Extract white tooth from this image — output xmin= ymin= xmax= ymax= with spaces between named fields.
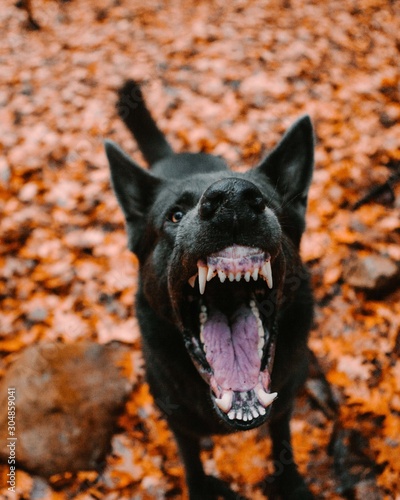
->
xmin=207 ymin=266 xmax=215 ymax=281
xmin=252 ymin=268 xmax=259 ymax=281
xmin=201 ymin=305 xmax=207 ymax=313
xmin=249 ymin=300 xmax=256 ymax=308
xmin=199 ymin=312 xmax=207 ymax=325
xmin=200 ymin=326 xmax=205 ymax=344
xmin=228 ymin=272 xmax=235 ymax=282
xmin=259 ymin=406 xmax=266 ymax=416
xmin=258 ymin=337 xmax=264 ymax=350
xmin=252 ymin=407 xmax=259 ymax=418
xmin=215 ymin=390 xmax=233 ymax=413
xmin=247 ymin=412 xmax=253 ymax=421
xmin=198 ymin=265 xmax=207 ymax=295
xmin=218 ymin=270 xmax=226 ymax=283
xmin=257 ymin=389 xmax=278 ymax=408
xmin=245 ymin=271 xmax=251 ymax=282
xmin=243 ymin=413 xmax=248 ymax=421
xmin=236 ymin=408 xmax=243 ymax=420
xmin=235 ymin=272 xmax=241 ymax=281
xmin=228 ymin=410 xmax=235 ymax=420
xmin=262 ymin=260 xmax=273 ymax=289
xmin=188 ymin=274 xmax=197 ymax=288
xmin=258 ymin=348 xmax=263 ymax=359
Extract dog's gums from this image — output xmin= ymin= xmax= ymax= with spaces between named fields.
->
xmin=188 ymin=245 xmax=273 ymax=293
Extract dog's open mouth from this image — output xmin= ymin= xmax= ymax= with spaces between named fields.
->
xmin=180 ymin=245 xmax=278 ymax=429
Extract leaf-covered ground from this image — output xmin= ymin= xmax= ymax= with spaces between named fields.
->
xmin=1 ymin=0 xmax=400 ymax=498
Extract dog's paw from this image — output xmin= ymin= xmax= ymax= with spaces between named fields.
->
xmin=261 ymin=473 xmax=314 ymax=500
xmin=188 ymin=474 xmax=247 ymax=500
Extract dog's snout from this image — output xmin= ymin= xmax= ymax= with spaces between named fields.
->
xmin=199 ymin=178 xmax=265 ymax=221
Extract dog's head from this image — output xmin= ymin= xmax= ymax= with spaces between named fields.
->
xmin=106 ymin=98 xmax=314 ymax=430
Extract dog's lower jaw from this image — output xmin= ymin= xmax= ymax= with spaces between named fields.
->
xmin=183 ymin=318 xmax=278 ymax=431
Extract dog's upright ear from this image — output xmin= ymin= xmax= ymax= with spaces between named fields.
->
xmin=258 ymin=115 xmax=314 ymax=216
xmin=258 ymin=115 xmax=314 ymax=220
xmin=105 ymin=140 xmax=161 ymax=254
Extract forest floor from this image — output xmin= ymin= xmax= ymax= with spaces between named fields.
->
xmin=1 ymin=0 xmax=400 ymax=498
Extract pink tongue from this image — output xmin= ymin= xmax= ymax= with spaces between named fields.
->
xmin=202 ymin=306 xmax=261 ymax=391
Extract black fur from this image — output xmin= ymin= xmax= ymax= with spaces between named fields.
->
xmin=105 ymin=80 xmax=315 ymax=499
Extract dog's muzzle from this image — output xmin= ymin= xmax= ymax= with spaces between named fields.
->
xmin=169 ymin=177 xmax=284 ymax=429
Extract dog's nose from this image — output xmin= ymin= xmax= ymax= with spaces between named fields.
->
xmin=199 ymin=178 xmax=265 ymax=222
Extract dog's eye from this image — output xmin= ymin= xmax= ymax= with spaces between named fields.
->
xmin=170 ymin=210 xmax=184 ymax=223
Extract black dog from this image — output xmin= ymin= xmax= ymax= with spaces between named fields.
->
xmin=105 ymin=80 xmax=315 ymax=499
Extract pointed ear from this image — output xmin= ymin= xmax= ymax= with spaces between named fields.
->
xmin=257 ymin=115 xmax=314 ymax=219
xmin=105 ymin=140 xmax=161 ymax=254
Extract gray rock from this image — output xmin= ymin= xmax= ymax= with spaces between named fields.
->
xmin=343 ymin=254 xmax=400 ymax=293
xmin=0 ymin=341 xmax=135 ymax=477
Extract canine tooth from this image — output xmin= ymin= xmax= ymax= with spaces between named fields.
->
xmin=218 ymin=270 xmax=226 ymax=283
xmin=228 ymin=272 xmax=235 ymax=282
xmin=188 ymin=274 xmax=197 ymax=288
xmin=256 ymin=389 xmax=278 ymax=408
xmin=262 ymin=260 xmax=273 ymax=289
xmin=207 ymin=266 xmax=215 ymax=281
xmin=252 ymin=268 xmax=259 ymax=281
xmin=245 ymin=271 xmax=251 ymax=282
xmin=215 ymin=390 xmax=233 ymax=413
xmin=198 ymin=265 xmax=207 ymax=295
xmin=228 ymin=410 xmax=235 ymax=420
xmin=235 ymin=272 xmax=241 ymax=282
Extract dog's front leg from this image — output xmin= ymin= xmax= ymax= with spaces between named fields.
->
xmin=172 ymin=428 xmax=246 ymax=500
xmin=267 ymin=412 xmax=314 ymax=500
